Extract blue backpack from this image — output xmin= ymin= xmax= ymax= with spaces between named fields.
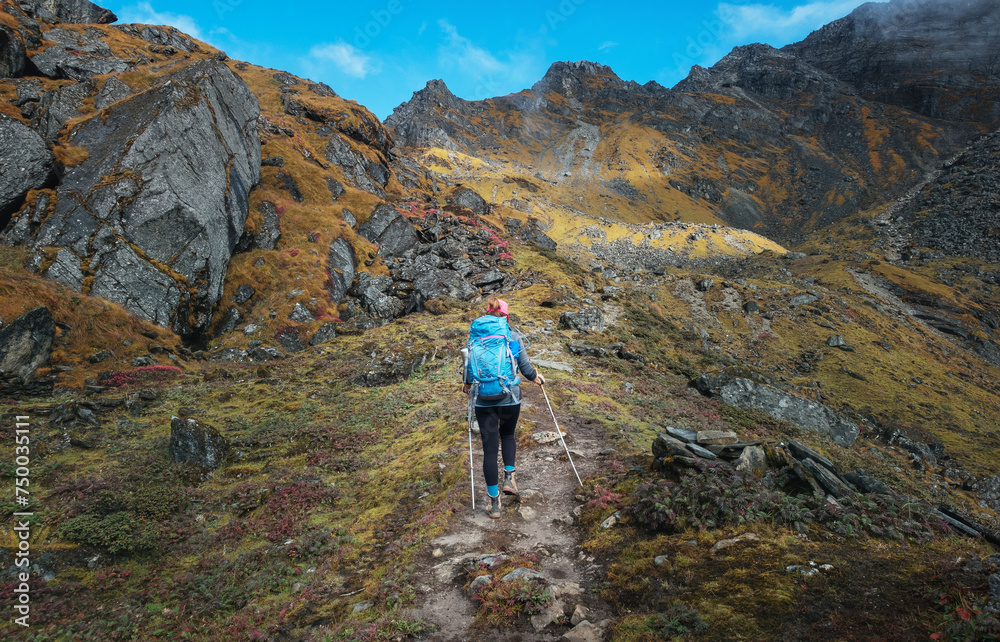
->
xmin=466 ymin=316 xmax=520 ymax=402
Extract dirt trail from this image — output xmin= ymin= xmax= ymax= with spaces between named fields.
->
xmin=405 ymin=392 xmax=615 ymax=641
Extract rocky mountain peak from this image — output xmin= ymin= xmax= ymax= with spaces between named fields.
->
xmin=531 ymin=59 xmax=625 ymax=98
xmin=674 ymin=42 xmax=841 ymax=100
xmin=384 ymin=78 xmax=473 ymax=149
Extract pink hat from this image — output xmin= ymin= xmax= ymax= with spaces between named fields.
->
xmin=488 ymin=299 xmax=509 ymax=317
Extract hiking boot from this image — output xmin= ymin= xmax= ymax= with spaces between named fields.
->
xmin=502 ymin=471 xmax=518 ymax=496
xmin=487 ymin=494 xmax=501 ymax=519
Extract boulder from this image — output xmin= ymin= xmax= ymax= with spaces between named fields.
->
xmin=653 ymin=433 xmax=692 ymax=459
xmin=413 ymin=268 xmax=478 ymax=301
xmin=974 ymin=475 xmax=1000 ymax=513
xmin=355 ymin=344 xmax=435 ymax=387
xmin=843 ymin=470 xmax=891 ymax=495
xmin=664 ymin=426 xmax=698 ymax=443
xmin=326 ymin=177 xmax=345 ymax=201
xmin=247 ymin=345 xmax=284 ymax=362
xmin=288 ymin=303 xmax=314 ymax=323
xmin=562 ymin=619 xmax=611 ymax=642
xmin=447 ymin=186 xmax=489 ymax=215
xmin=354 ymin=272 xmax=406 ymax=319
xmin=0 ymin=307 xmax=55 ymax=380
xmin=327 ymin=237 xmax=356 ymax=303
xmin=0 ymin=114 xmax=54 ymax=220
xmin=309 ymin=322 xmax=337 ymax=346
xmin=169 ymin=416 xmax=229 ymax=474
xmin=791 ymin=293 xmax=820 ymax=307
xmin=799 ymin=458 xmax=855 ymax=498
xmin=357 ymin=203 xmax=418 ymax=257
xmin=560 ymin=307 xmax=605 ymax=333
xmin=522 ymin=223 xmax=557 ymax=250
xmin=276 ymin=327 xmax=306 ymax=353
xmin=736 ymin=445 xmax=768 ymax=475
xmin=697 ymin=430 xmax=739 ymax=446
xmin=6 ymin=60 xmax=261 ymax=337
xmin=233 ymin=284 xmax=255 ymax=305
xmin=215 ymin=307 xmax=242 ymax=336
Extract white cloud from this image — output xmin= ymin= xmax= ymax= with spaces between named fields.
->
xmin=309 ymin=42 xmax=381 ymax=79
xmin=717 ymin=0 xmax=870 ymax=44
xmin=435 ymin=20 xmax=544 ymax=99
xmin=437 ymin=19 xmax=507 ymax=76
xmin=116 ymin=2 xmax=207 ymax=43
xmin=598 ymin=41 xmax=618 ymax=52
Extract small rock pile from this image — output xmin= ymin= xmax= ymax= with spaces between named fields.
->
xmin=652 ymin=426 xmax=888 ymax=502
xmin=651 ymin=426 xmax=1000 ymax=543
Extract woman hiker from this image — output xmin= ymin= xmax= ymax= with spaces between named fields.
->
xmin=462 ymin=297 xmax=545 ymax=518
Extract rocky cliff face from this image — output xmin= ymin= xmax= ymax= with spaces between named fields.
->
xmin=784 ymin=0 xmax=1000 ymax=124
xmin=0 ymin=1 xmax=261 ymax=337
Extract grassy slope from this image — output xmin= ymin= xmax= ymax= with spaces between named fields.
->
xmin=3 ymin=238 xmax=1000 ymax=639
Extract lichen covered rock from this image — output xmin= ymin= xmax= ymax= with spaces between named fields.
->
xmin=5 ymin=59 xmax=261 ymax=336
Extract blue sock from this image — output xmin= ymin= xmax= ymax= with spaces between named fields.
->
xmin=504 ymin=466 xmax=515 ymax=472
xmin=487 ymin=485 xmax=499 ymax=497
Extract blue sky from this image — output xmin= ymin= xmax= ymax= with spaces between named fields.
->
xmin=100 ymin=0 xmax=873 ymax=120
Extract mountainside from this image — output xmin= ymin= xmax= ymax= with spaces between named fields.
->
xmin=1 ymin=0 xmax=1000 ymax=640
xmin=784 ymin=0 xmax=1000 ymax=123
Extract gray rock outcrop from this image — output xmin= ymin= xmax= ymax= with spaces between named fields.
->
xmin=447 ymin=186 xmax=489 ymax=215
xmin=0 ymin=115 xmax=55 ymax=219
xmin=0 ymin=25 xmax=27 ymax=78
xmin=560 ymin=307 xmax=605 ymax=333
xmin=30 ymin=27 xmax=130 ymax=81
xmin=693 ymin=371 xmax=859 ymax=446
xmin=0 ymin=306 xmax=56 ymax=380
xmin=974 ymin=475 xmax=1000 ymax=513
xmin=324 ymin=134 xmax=388 ymax=199
xmin=22 ymin=0 xmax=118 ymax=24
xmin=169 ymin=416 xmax=229 ymax=473
xmin=357 ymin=203 xmax=418 ymax=257
xmin=327 ymin=237 xmax=356 ymax=303
xmin=4 ymin=60 xmax=261 ymax=336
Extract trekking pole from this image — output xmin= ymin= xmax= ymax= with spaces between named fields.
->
xmin=467 ymin=383 xmax=477 ymax=510
xmin=540 ymin=385 xmax=583 ymax=487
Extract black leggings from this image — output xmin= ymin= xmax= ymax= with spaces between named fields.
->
xmin=475 ymin=404 xmax=520 ymax=487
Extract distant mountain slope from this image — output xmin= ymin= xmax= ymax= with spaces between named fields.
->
xmin=385 ymin=0 xmax=1000 ymax=246
xmin=897 ymin=130 xmax=1000 ymax=262
xmin=784 ymin=0 xmax=1000 ymax=124
xmin=387 ymin=58 xmax=973 ymax=244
